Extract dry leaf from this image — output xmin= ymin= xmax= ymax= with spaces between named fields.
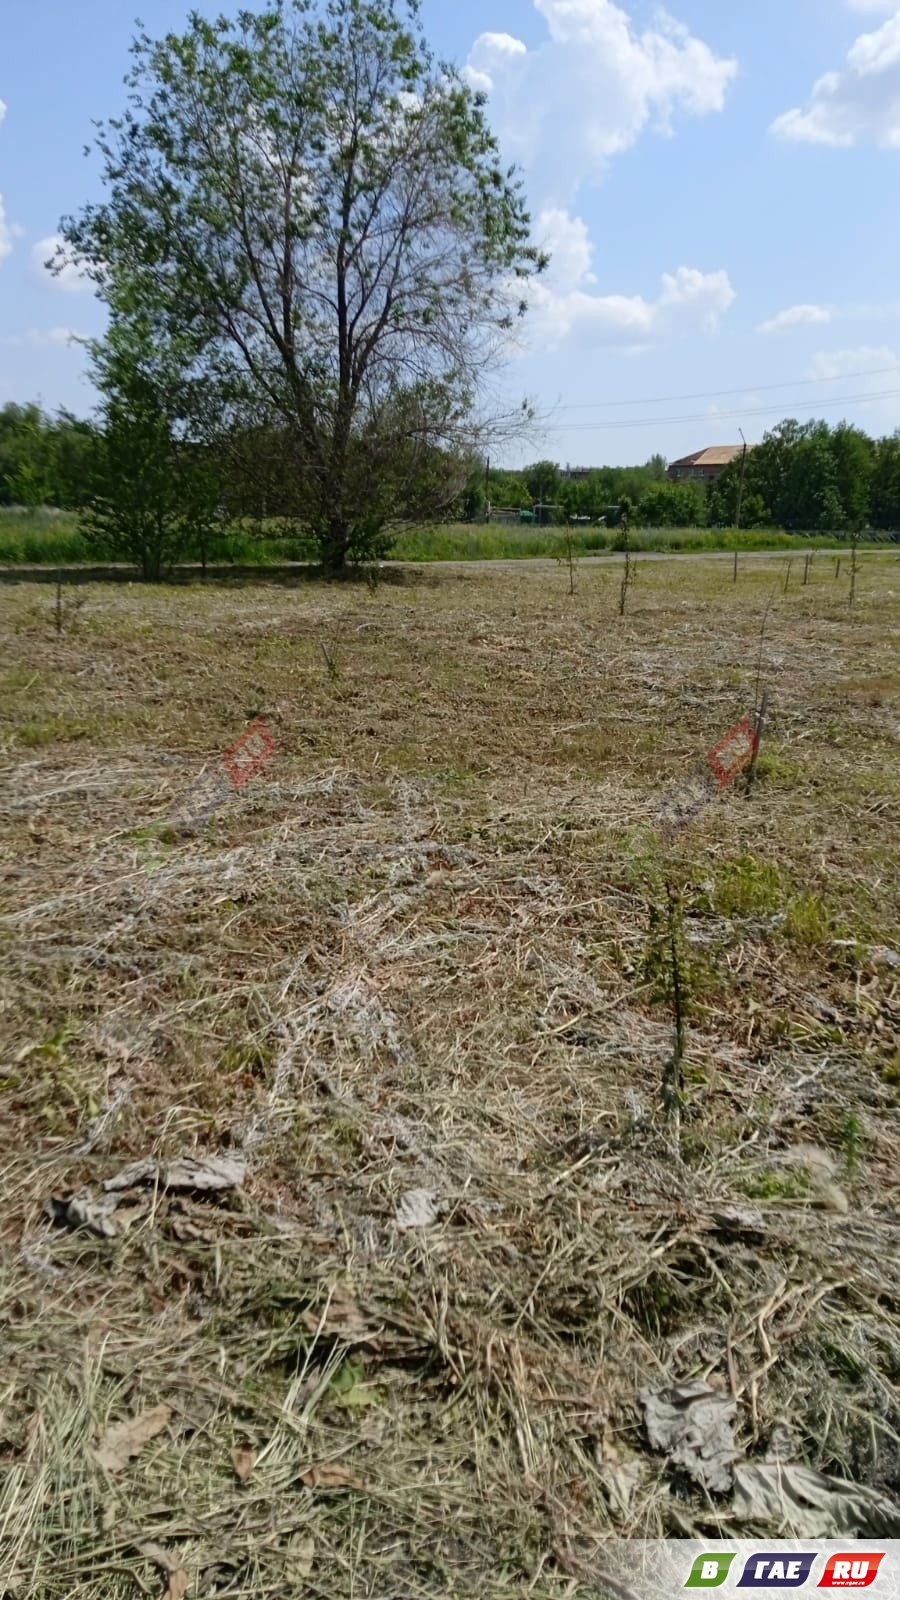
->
xmin=596 ymin=1460 xmax=642 ymax=1519
xmin=395 ymin=1187 xmax=440 ymax=1230
xmin=170 ymin=1215 xmax=222 ymax=1242
xmin=46 ymin=1192 xmax=120 ymax=1238
xmin=231 ymin=1444 xmax=256 ymax=1481
xmin=300 ymin=1287 xmax=374 ymax=1343
xmin=104 ymin=1160 xmax=158 ymax=1193
xmin=285 ymin=1534 xmax=315 ymax=1581
xmin=732 ymin=1461 xmax=900 ymax=1537
xmin=297 ymin=1461 xmax=364 ymax=1491
xmin=641 ymin=1381 xmax=737 ymax=1494
xmin=134 ymin=1541 xmax=182 ymax=1575
xmin=134 ymin=1541 xmax=190 ymax=1598
xmin=104 ymin=1154 xmax=245 ymax=1195
xmin=162 ymin=1154 xmax=246 ymax=1192
xmin=95 ymin=1403 xmax=173 ymax=1472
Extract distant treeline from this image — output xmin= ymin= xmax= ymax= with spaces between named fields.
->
xmin=0 ymin=404 xmax=96 ymax=511
xmin=3 ymin=404 xmax=900 ymax=535
xmin=486 ymin=422 xmax=900 ymax=531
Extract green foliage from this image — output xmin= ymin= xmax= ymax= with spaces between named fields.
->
xmin=714 ymin=855 xmax=782 ymax=918
xmin=636 ymin=480 xmax=706 ymax=528
xmin=830 ymin=423 xmax=875 ymax=530
xmin=707 ymin=461 xmax=769 ymax=528
xmin=0 ymin=403 xmax=98 ymax=510
xmin=6 ymin=461 xmax=50 ymax=509
xmin=837 ymin=1111 xmax=865 ymax=1177
xmin=329 ymin=1359 xmax=382 ymax=1410
xmin=62 ymin=0 xmax=543 ymax=569
xmin=737 ymin=1167 xmax=812 ymax=1202
xmin=523 ymin=459 xmax=562 ymax=504
xmin=81 ymin=316 xmax=223 ymax=580
xmin=0 ymin=508 xmax=877 ymax=568
xmin=708 ymin=417 xmax=894 ymax=532
xmin=870 ymin=431 xmax=900 ymax=530
xmin=486 ymin=468 xmax=531 ymax=511
xmin=784 ymin=892 xmax=833 ymax=948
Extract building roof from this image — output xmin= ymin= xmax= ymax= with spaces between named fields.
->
xmin=669 ymin=446 xmax=744 ymax=469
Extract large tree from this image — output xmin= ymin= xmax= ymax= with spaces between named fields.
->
xmin=60 ymin=0 xmax=542 ymax=569
xmin=870 ymin=431 xmax=900 ymax=531
xmin=741 ymin=419 xmax=844 ymax=532
xmin=830 ymin=422 xmax=875 ymax=530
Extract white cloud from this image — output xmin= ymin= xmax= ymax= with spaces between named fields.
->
xmin=464 ymin=31 xmax=528 ymax=93
xmin=6 ymin=327 xmax=87 ymax=349
xmin=845 ymin=0 xmax=897 ymax=12
xmin=759 ymin=296 xmax=900 ymax=333
xmin=466 ymin=0 xmax=737 ymax=197
xmin=773 ymin=11 xmax=900 ymax=147
xmin=535 ymin=207 xmax=597 ymax=290
xmin=758 ymin=304 xmax=834 ymax=335
xmin=464 ymin=8 xmax=737 ymax=362
xmin=809 ymin=343 xmax=900 ymax=381
xmin=524 ymin=208 xmax=735 ymax=349
xmin=31 ymin=232 xmax=92 ymax=292
xmin=808 ymin=344 xmax=900 ymax=429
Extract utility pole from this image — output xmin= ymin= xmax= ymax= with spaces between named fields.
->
xmin=735 ymin=427 xmax=748 ymax=534
xmin=484 ymin=455 xmax=490 ymax=524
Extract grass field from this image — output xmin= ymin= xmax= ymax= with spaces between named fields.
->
xmin=0 ymin=505 xmax=885 ymax=568
xmin=1 ymin=554 xmax=899 ymax=1596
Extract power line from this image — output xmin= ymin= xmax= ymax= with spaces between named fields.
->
xmin=543 ymin=385 xmax=900 ymax=433
xmin=551 ymin=363 xmax=900 ymax=413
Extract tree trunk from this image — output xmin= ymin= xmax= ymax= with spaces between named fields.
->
xmin=321 ymin=518 xmax=349 ymax=572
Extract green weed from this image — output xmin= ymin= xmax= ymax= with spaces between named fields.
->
xmin=837 ymin=1111 xmax=865 ymax=1177
xmin=220 ymin=1041 xmax=275 ymax=1078
xmin=755 ymin=752 xmax=806 ymax=786
xmin=881 ymin=1051 xmax=900 ymax=1087
xmin=784 ymin=892 xmax=833 ymax=948
xmin=736 ymin=1168 xmax=812 ymax=1202
xmin=329 ymin=1359 xmax=383 ymax=1411
xmin=714 ymin=854 xmax=783 ymax=917
xmin=17 ymin=716 xmax=92 ymax=747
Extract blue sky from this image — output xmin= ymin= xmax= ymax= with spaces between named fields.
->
xmin=2 ymin=0 xmax=900 ymax=464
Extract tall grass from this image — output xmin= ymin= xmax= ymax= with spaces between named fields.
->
xmin=389 ymin=524 xmax=863 ymax=560
xmin=0 ymin=509 xmax=90 ymax=564
xmin=0 ymin=509 xmax=315 ymax=567
xmin=0 ymin=507 xmax=886 ymax=567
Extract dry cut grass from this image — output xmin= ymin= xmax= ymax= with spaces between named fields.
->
xmin=1 ymin=552 xmax=899 ymax=1597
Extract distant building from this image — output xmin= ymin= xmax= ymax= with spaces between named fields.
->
xmin=667 ymin=446 xmax=745 ymax=483
xmin=562 ymin=466 xmax=593 ymax=482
